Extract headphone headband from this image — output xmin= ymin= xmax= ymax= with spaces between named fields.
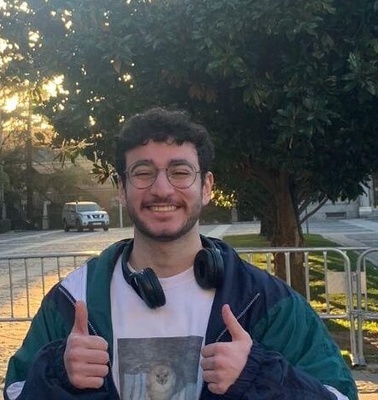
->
xmin=121 ymin=235 xmax=224 ymax=308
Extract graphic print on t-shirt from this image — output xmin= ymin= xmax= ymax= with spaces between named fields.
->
xmin=118 ymin=336 xmax=202 ymax=400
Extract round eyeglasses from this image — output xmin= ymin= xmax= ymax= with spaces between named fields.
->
xmin=125 ymin=161 xmax=202 ymax=189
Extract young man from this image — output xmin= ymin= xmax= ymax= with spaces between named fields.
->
xmin=4 ymin=107 xmax=357 ymax=399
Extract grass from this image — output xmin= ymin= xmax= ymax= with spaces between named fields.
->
xmin=223 ymin=232 xmax=378 ymax=361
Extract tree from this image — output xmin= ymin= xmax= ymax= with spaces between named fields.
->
xmin=2 ymin=0 xmax=378 ymax=293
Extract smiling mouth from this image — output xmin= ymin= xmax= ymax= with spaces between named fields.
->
xmin=149 ymin=205 xmax=178 ymax=212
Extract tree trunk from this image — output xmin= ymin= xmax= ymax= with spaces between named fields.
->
xmin=270 ymin=171 xmax=306 ymax=296
xmin=26 ymin=95 xmax=33 ymax=221
xmin=260 ymin=214 xmax=274 ymax=240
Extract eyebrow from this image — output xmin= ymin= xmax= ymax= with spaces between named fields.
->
xmin=128 ymin=159 xmax=197 ymax=168
xmin=169 ymin=159 xmax=196 ymax=167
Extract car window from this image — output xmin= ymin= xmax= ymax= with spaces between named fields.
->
xmin=76 ymin=203 xmax=101 ymax=212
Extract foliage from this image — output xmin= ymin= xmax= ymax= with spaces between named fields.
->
xmin=211 ymin=187 xmax=237 ymax=209
xmin=2 ymin=1 xmax=378 ymax=287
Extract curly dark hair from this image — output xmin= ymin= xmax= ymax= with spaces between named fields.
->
xmin=115 ymin=107 xmax=214 ymax=187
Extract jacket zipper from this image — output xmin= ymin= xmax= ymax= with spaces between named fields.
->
xmin=58 ymin=285 xmax=120 ymax=399
xmin=58 ymin=285 xmax=100 ymax=333
xmin=200 ymin=292 xmax=261 ymax=399
xmin=215 ymin=292 xmax=261 ymax=342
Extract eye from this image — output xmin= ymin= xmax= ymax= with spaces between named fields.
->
xmin=172 ymin=169 xmax=191 ymax=176
xmin=131 ymin=167 xmax=155 ymax=179
xmin=169 ymin=166 xmax=192 ymax=178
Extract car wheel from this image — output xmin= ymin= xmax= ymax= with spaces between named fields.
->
xmin=103 ymin=226 xmax=109 ymax=231
xmin=76 ymin=219 xmax=83 ymax=232
xmin=63 ymin=220 xmax=70 ymax=232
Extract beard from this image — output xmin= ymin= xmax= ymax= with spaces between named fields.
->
xmin=126 ymin=196 xmax=203 ymax=242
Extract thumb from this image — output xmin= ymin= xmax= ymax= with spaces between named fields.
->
xmin=222 ymin=304 xmax=248 ymax=341
xmin=71 ymin=300 xmax=89 ymax=335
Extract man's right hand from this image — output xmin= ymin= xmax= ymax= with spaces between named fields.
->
xmin=64 ymin=300 xmax=109 ymax=389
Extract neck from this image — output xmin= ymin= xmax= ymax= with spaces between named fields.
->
xmin=129 ymin=231 xmax=203 ymax=278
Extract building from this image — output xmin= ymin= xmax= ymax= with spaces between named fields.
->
xmin=307 ymin=175 xmax=378 ymax=220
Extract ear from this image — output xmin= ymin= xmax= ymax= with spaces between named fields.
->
xmin=202 ymin=172 xmax=214 ymax=206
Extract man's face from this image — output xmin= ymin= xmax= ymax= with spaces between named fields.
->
xmin=121 ymin=140 xmax=213 ymax=242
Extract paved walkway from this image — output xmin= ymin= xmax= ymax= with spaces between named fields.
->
xmin=207 ymin=218 xmax=378 ymax=248
xmin=205 ymin=218 xmax=378 ymax=264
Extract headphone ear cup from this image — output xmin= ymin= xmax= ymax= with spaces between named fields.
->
xmin=194 ymin=248 xmax=224 ymax=289
xmin=135 ymin=268 xmax=166 ymax=309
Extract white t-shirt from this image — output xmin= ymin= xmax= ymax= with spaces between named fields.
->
xmin=111 ymin=257 xmax=215 ymax=400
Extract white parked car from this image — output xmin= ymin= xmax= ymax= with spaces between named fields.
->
xmin=62 ymin=201 xmax=110 ymax=232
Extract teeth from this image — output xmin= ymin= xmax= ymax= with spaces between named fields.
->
xmin=150 ymin=205 xmax=177 ymax=212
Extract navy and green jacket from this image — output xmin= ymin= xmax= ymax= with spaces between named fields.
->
xmin=4 ymin=238 xmax=357 ymax=400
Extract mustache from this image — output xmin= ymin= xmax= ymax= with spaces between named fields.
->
xmin=142 ymin=196 xmax=178 ymax=206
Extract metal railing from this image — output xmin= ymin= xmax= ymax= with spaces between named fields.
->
xmin=236 ymin=247 xmax=358 ymax=364
xmin=355 ymin=248 xmax=378 ymax=366
xmin=1 ymin=247 xmax=378 ymax=366
xmin=0 ymin=252 xmax=99 ymax=321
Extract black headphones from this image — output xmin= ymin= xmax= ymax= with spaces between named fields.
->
xmin=121 ymin=236 xmax=224 ymax=309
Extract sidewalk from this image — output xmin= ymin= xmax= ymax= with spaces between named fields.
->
xmin=354 ymin=365 xmax=378 ymax=399
xmin=320 ymin=219 xmax=378 ymax=265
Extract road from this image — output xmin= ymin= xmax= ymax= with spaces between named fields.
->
xmin=0 ymin=224 xmax=241 ymax=257
xmin=1 ymin=218 xmax=378 ymax=257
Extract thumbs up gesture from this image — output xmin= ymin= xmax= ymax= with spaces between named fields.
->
xmin=64 ymin=301 xmax=109 ymax=389
xmin=201 ymin=304 xmax=253 ymax=395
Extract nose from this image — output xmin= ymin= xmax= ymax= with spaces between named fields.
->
xmin=149 ymin=169 xmax=175 ymax=194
